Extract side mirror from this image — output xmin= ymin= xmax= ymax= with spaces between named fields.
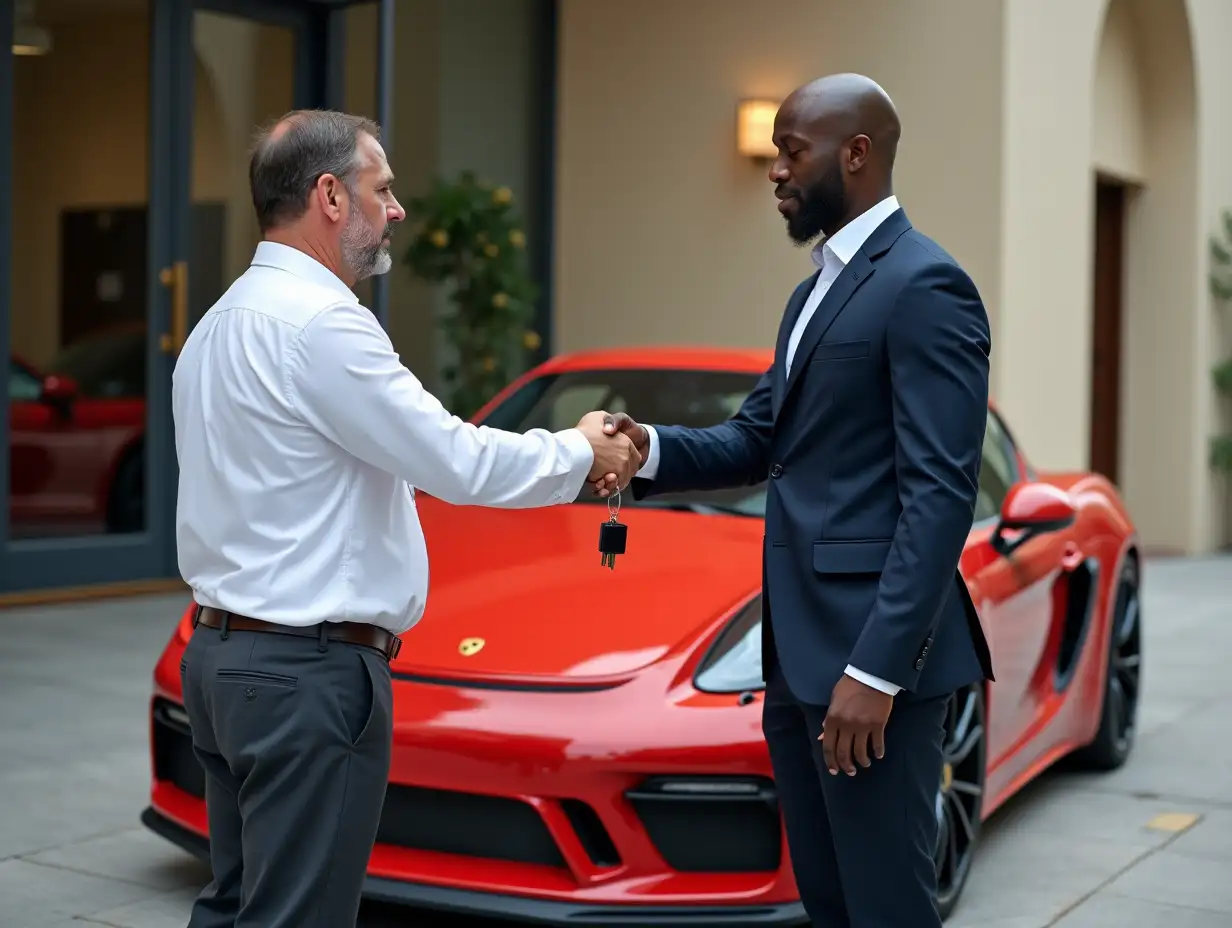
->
xmin=990 ymin=482 xmax=1077 ymax=558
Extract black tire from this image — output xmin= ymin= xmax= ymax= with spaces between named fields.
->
xmin=1071 ymin=553 xmax=1141 ymax=770
xmin=105 ymin=447 xmax=145 ymax=534
xmin=936 ymin=682 xmax=986 ymax=921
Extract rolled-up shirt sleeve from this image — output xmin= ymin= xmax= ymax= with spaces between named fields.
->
xmin=285 ymin=302 xmax=594 ymax=508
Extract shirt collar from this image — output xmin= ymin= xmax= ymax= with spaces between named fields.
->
xmin=811 ymin=194 xmax=902 ymax=271
xmin=249 ymin=241 xmax=359 ymax=302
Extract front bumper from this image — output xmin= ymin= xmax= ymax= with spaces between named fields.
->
xmin=141 ymin=806 xmax=806 ymax=926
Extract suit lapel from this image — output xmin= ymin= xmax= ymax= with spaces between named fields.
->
xmin=773 ymin=270 xmax=820 ymax=416
xmin=782 ymin=250 xmax=875 ymax=399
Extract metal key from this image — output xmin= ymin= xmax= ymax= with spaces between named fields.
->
xmin=599 ymin=490 xmax=628 ymax=569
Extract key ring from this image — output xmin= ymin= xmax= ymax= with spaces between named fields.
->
xmin=608 ymin=488 xmax=621 ymax=520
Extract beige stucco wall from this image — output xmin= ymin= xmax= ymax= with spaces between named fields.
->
xmin=555 ymin=0 xmax=1231 ymax=553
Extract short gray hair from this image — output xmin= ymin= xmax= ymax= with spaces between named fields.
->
xmin=249 ymin=109 xmax=382 ymax=233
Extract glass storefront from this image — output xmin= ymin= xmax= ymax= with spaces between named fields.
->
xmin=0 ymin=0 xmax=556 ymax=595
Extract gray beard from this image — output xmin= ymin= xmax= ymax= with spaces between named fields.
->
xmin=341 ymin=213 xmax=391 ymax=281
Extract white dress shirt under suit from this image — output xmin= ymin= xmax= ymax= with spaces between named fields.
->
xmin=172 ymin=242 xmax=596 ymax=636
xmin=639 ymin=196 xmax=905 ymax=696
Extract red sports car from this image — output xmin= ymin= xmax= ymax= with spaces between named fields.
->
xmin=142 ymin=346 xmax=1143 ymax=923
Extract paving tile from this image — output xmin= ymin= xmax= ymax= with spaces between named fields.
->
xmin=1103 ymin=850 xmax=1232 ymax=915
xmin=22 ymin=828 xmax=207 ymax=893
xmin=1053 ymin=893 xmax=1231 ymax=927
xmin=0 ymin=858 xmax=158 ymax=928
xmin=982 ymin=774 xmax=1188 ymax=850
xmin=81 ymin=884 xmax=205 ymax=928
xmin=944 ymin=830 xmax=1147 ymax=926
xmin=1166 ymin=809 xmax=1232 ymax=862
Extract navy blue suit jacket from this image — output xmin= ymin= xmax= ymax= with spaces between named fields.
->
xmin=632 ymin=209 xmax=995 ymax=705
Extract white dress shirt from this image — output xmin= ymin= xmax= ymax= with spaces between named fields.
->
xmin=172 ymin=242 xmax=596 ymax=635
xmin=639 ymin=196 xmax=904 ymax=695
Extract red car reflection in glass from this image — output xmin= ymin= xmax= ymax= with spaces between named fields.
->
xmin=8 ymin=324 xmax=146 ymax=537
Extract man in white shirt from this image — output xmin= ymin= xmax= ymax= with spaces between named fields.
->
xmin=172 ymin=110 xmax=641 ymax=928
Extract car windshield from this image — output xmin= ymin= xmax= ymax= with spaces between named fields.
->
xmin=477 ymin=367 xmax=768 ymax=517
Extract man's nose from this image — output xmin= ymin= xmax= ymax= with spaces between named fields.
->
xmin=387 ymin=199 xmax=406 ymax=223
xmin=768 ymin=160 xmax=789 ymax=184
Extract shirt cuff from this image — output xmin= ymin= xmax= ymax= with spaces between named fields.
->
xmin=638 ymin=425 xmax=661 ymax=479
xmin=554 ymin=427 xmax=597 ymax=502
xmin=844 ymin=665 xmax=902 ymax=696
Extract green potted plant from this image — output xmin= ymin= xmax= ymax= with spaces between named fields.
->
xmin=1209 ymin=208 xmax=1232 ymax=545
xmin=402 ymin=171 xmax=543 ymax=419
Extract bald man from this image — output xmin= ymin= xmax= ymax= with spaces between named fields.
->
xmin=604 ymin=74 xmax=995 ymax=925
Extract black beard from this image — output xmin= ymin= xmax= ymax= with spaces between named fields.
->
xmin=786 ymin=163 xmax=847 ymax=245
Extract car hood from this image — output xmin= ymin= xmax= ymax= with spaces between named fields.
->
xmin=396 ymin=496 xmax=763 ymax=682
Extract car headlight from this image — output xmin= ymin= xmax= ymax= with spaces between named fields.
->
xmin=693 ymin=595 xmax=764 ymax=694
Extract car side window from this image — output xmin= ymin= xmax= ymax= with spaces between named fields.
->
xmin=9 ymin=361 xmax=42 ymax=401
xmin=974 ymin=411 xmax=1018 ymax=523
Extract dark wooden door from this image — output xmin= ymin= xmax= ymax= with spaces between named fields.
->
xmin=1090 ymin=179 xmax=1126 ymax=484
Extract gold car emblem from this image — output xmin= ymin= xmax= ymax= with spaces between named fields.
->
xmin=458 ymin=637 xmax=485 ymax=657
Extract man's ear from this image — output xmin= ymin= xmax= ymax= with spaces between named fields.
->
xmin=845 ymin=135 xmax=872 ymax=173
xmin=316 ymin=174 xmax=345 ymax=222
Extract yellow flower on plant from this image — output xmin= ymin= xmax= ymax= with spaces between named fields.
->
xmin=484 ymin=243 xmax=500 ymax=258
xmin=493 ymin=186 xmax=513 ymax=205
xmin=429 ymin=229 xmax=449 ymax=248
xmin=491 ymin=292 xmax=509 ymax=309
xmin=523 ymin=330 xmax=541 ymax=350
xmin=483 ymin=356 xmax=497 ymax=372
xmin=508 ymin=229 xmax=526 ymax=248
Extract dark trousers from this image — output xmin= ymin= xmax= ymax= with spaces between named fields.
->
xmin=762 ymin=661 xmax=948 ymax=927
xmin=180 ymin=620 xmax=393 ymax=928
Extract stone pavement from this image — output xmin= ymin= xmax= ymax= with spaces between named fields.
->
xmin=1 ymin=555 xmax=1229 ymax=928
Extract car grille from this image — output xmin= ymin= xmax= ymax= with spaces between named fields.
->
xmin=151 ymin=702 xmax=777 ymax=875
xmin=152 ymin=698 xmax=205 ymax=799
xmin=377 ymin=785 xmax=566 ymax=867
xmin=149 ymin=700 xmax=613 ymax=870
xmin=625 ymin=776 xmax=782 ymax=872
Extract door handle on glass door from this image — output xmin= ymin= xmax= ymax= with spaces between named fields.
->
xmin=159 ymin=260 xmax=189 ymax=355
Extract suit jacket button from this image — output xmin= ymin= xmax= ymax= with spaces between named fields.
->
xmin=915 ymin=658 xmax=924 ymax=671
xmin=770 ymin=464 xmax=783 ymax=478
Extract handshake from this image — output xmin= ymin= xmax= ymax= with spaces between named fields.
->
xmin=576 ymin=411 xmax=649 ymax=497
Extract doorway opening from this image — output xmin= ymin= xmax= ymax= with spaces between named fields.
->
xmin=1090 ymin=177 xmax=1129 ymax=485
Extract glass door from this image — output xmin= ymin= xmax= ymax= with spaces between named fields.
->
xmin=1 ymin=0 xmax=179 ymax=592
xmin=1 ymin=0 xmax=387 ymax=595
xmin=0 ymin=0 xmax=325 ymax=594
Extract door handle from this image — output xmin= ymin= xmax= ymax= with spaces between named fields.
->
xmin=159 ymin=260 xmax=189 ymax=355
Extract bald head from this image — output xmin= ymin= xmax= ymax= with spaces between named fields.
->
xmin=769 ymin=73 xmax=901 ymax=244
xmin=782 ymin=73 xmax=901 ymax=170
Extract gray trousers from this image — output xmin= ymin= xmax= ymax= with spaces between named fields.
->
xmin=180 ymin=618 xmax=393 ymax=928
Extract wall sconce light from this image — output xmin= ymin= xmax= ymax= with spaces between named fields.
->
xmin=736 ymin=99 xmax=779 ymax=160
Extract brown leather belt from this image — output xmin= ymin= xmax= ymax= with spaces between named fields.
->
xmin=194 ymin=606 xmax=402 ymax=661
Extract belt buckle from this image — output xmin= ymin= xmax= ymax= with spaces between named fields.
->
xmin=388 ymin=636 xmax=402 ymax=661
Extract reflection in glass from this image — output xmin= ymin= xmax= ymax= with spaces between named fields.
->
xmin=190 ymin=11 xmax=296 ymax=326
xmin=9 ymin=0 xmax=151 ymax=538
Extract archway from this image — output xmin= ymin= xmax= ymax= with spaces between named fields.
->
xmin=1090 ymin=0 xmax=1199 ymax=552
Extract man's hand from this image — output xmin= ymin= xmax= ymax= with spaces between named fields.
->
xmin=576 ymin=411 xmax=642 ymax=496
xmin=594 ymin=412 xmax=650 ymax=494
xmin=819 ymin=674 xmax=894 ymax=776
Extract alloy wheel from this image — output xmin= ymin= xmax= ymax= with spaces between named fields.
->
xmin=935 ymin=683 xmax=985 ymax=917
